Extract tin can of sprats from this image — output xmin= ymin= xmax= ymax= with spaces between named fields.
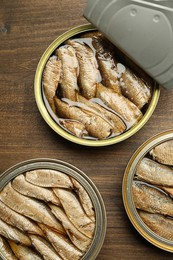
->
xmin=34 ymin=24 xmax=160 ymax=146
xmin=123 ymin=129 xmax=173 ymax=252
xmin=0 ymin=158 xmax=107 ymax=260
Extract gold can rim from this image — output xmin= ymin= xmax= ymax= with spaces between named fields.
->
xmin=122 ymin=129 xmax=173 ymax=252
xmin=0 ymin=158 xmax=107 ymax=260
xmin=34 ymin=24 xmax=160 ymax=147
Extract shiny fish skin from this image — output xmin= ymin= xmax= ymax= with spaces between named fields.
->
xmin=9 ymin=240 xmax=42 ymax=260
xmin=0 ymin=183 xmax=65 ymax=234
xmin=159 ymin=186 xmax=173 ymax=198
xmin=92 ymin=36 xmax=121 ymax=94
xmin=77 ymin=94 xmax=126 ymax=135
xmin=139 ymin=211 xmax=173 ymax=241
xmin=39 ymin=224 xmax=83 ymax=260
xmin=150 ymin=140 xmax=173 ymax=166
xmin=132 ymin=181 xmax=173 ymax=216
xmin=12 ymin=174 xmax=60 ymax=205
xmin=25 ymin=169 xmax=73 ymax=188
xmin=0 ymin=200 xmax=43 ymax=236
xmin=50 ymin=204 xmax=92 ymax=252
xmin=56 ymin=45 xmax=79 ymax=101
xmin=54 ymin=188 xmax=95 ymax=238
xmin=60 ymin=119 xmax=88 ymax=138
xmin=71 ymin=177 xmax=95 ymax=222
xmin=54 ymin=97 xmax=112 ymax=139
xmin=67 ymin=39 xmax=99 ymax=99
xmin=121 ymin=68 xmax=151 ymax=109
xmin=30 ymin=234 xmax=62 ymax=260
xmin=0 ymin=218 xmax=31 ymax=246
xmin=96 ymin=83 xmax=143 ymax=128
xmin=135 ymin=157 xmax=173 ymax=186
xmin=43 ymin=55 xmax=61 ymax=113
xmin=0 ymin=236 xmax=17 ymax=260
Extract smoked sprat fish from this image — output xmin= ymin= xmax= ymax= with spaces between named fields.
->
xmin=67 ymin=39 xmax=99 ymax=99
xmin=54 ymin=97 xmax=112 ymax=139
xmin=150 ymin=140 xmax=173 ymax=166
xmin=96 ymin=83 xmax=143 ymax=128
xmin=0 ymin=183 xmax=65 ymax=234
xmin=0 ymin=200 xmax=43 ymax=236
xmin=0 ymin=236 xmax=18 ymax=260
xmin=92 ymin=35 xmax=121 ymax=94
xmin=121 ymin=68 xmax=151 ymax=109
xmin=39 ymin=224 xmax=83 ymax=260
xmin=12 ymin=174 xmax=61 ymax=205
xmin=135 ymin=157 xmax=173 ymax=187
xmin=25 ymin=169 xmax=73 ymax=188
xmin=0 ymin=218 xmax=31 ymax=246
xmin=132 ymin=181 xmax=173 ymax=216
xmin=53 ymin=188 xmax=95 ymax=238
xmin=59 ymin=119 xmax=88 ymax=138
xmin=9 ymin=240 xmax=42 ymax=260
xmin=139 ymin=211 xmax=173 ymax=241
xmin=50 ymin=204 xmax=92 ymax=252
xmin=56 ymin=45 xmax=79 ymax=101
xmin=43 ymin=55 xmax=61 ymax=113
xmin=71 ymin=177 xmax=95 ymax=222
xmin=77 ymin=94 xmax=126 ymax=136
xmin=30 ymin=234 xmax=62 ymax=260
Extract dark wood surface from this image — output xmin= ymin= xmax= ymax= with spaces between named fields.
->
xmin=0 ymin=1 xmax=173 ymax=259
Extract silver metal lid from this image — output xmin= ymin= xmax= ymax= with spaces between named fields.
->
xmin=84 ymin=0 xmax=173 ymax=89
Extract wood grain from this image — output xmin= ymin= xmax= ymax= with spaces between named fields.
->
xmin=0 ymin=0 xmax=173 ymax=259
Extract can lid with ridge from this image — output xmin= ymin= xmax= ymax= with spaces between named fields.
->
xmin=84 ymin=0 xmax=173 ymax=89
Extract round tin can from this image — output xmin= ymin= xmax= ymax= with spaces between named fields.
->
xmin=123 ymin=129 xmax=173 ymax=252
xmin=34 ymin=24 xmax=160 ymax=146
xmin=0 ymin=158 xmax=106 ymax=260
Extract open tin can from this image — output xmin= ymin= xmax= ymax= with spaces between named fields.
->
xmin=34 ymin=24 xmax=160 ymax=146
xmin=123 ymin=129 xmax=173 ymax=252
xmin=0 ymin=158 xmax=106 ymax=260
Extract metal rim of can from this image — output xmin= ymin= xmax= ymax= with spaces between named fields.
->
xmin=34 ymin=24 xmax=160 ymax=147
xmin=122 ymin=129 xmax=173 ymax=252
xmin=0 ymin=158 xmax=107 ymax=260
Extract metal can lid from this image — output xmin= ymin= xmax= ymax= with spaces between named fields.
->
xmin=84 ymin=0 xmax=173 ymax=89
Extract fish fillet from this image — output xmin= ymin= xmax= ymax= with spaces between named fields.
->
xmin=0 ymin=218 xmax=31 ymax=246
xmin=150 ymin=140 xmax=173 ymax=166
xmin=12 ymin=174 xmax=60 ymax=205
xmin=0 ymin=183 xmax=65 ymax=234
xmin=132 ymin=181 xmax=173 ymax=216
xmin=0 ymin=200 xmax=43 ymax=236
xmin=54 ymin=188 xmax=95 ymax=238
xmin=25 ymin=169 xmax=73 ymax=188
xmin=39 ymin=224 xmax=83 ymax=260
xmin=96 ymin=83 xmax=143 ymax=128
xmin=56 ymin=45 xmax=79 ymax=101
xmin=9 ymin=240 xmax=42 ymax=260
xmin=135 ymin=157 xmax=173 ymax=186
xmin=43 ymin=55 xmax=61 ymax=113
xmin=50 ymin=204 xmax=92 ymax=252
xmin=67 ymin=39 xmax=99 ymax=99
xmin=0 ymin=236 xmax=17 ymax=260
xmin=30 ymin=234 xmax=62 ymax=260
xmin=139 ymin=211 xmax=173 ymax=241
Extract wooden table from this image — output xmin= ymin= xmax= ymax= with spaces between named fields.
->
xmin=0 ymin=1 xmax=173 ymax=259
